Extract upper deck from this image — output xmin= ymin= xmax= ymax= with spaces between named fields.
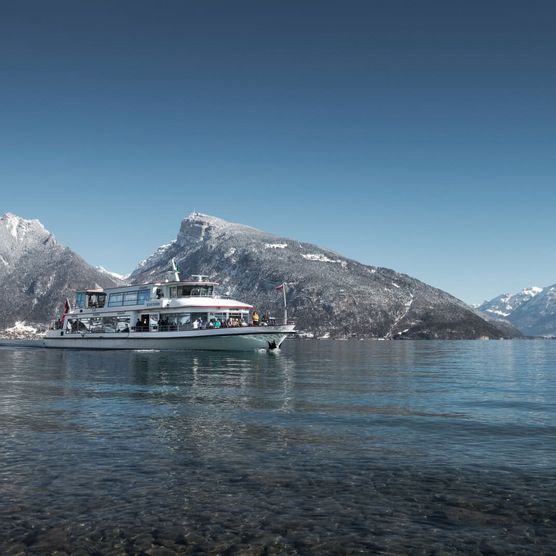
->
xmin=73 ymin=275 xmax=251 ymax=313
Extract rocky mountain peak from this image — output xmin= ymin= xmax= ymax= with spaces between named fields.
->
xmin=129 ymin=214 xmax=521 ymax=340
xmin=0 ymin=212 xmax=51 ymax=243
xmin=0 ymin=213 xmax=57 ymax=272
xmin=0 ymin=213 xmax=125 ymax=330
xmin=501 ymin=283 xmax=556 ymax=337
xmin=479 ymin=286 xmax=544 ymax=318
xmin=177 ymin=212 xmax=262 ymax=245
xmin=478 ymin=284 xmax=556 ymax=337
xmin=523 ymin=286 xmax=543 ymax=296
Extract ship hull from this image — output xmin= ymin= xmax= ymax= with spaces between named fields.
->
xmin=44 ymin=325 xmax=295 ymax=351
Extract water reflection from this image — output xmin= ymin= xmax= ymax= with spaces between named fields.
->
xmin=0 ymin=341 xmax=555 ymax=554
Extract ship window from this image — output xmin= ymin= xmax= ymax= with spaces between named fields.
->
xmin=75 ymin=292 xmax=86 ymax=309
xmin=71 ymin=317 xmax=90 ymax=332
xmin=165 ymin=313 xmax=191 ymax=324
xmin=87 ymin=293 xmax=105 ymax=308
xmin=192 ymin=286 xmax=212 ymax=297
xmin=123 ymin=291 xmax=139 ymax=306
xmin=210 ymin=312 xmax=226 ymax=323
xmin=108 ymin=293 xmax=123 ymax=307
xmin=191 ymin=312 xmax=208 ymax=323
xmin=90 ymin=317 xmax=103 ymax=332
xmin=137 ymin=289 xmax=150 ymax=304
xmin=159 ymin=313 xmax=191 ymax=330
xmin=102 ymin=316 xmax=118 ymax=332
xmin=170 ymin=287 xmax=177 ymax=298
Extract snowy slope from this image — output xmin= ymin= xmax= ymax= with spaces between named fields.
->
xmin=478 ymin=287 xmax=543 ymax=318
xmin=479 ymin=285 xmax=556 ymax=336
xmin=95 ymin=266 xmax=130 ymax=282
xmin=128 ymin=213 xmax=521 ymax=339
xmin=506 ymin=284 xmax=556 ymax=336
xmin=0 ymin=213 xmax=125 ymax=329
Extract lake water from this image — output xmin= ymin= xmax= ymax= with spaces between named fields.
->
xmin=0 ymin=340 xmax=555 ymax=554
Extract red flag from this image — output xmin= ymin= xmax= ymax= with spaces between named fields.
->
xmin=275 ymin=283 xmax=284 ymax=291
xmin=60 ymin=298 xmax=71 ymax=324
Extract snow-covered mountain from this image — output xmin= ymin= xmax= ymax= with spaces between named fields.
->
xmin=0 ymin=213 xmax=125 ymax=329
xmin=479 ymin=285 xmax=556 ymax=337
xmin=503 ymin=285 xmax=556 ymax=337
xmin=478 ymin=287 xmax=543 ymax=318
xmin=128 ymin=213 xmax=521 ymax=339
xmin=95 ymin=266 xmax=129 ymax=282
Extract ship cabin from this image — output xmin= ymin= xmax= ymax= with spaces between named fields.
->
xmin=67 ymin=275 xmax=253 ymax=334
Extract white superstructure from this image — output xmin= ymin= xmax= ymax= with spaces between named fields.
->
xmin=44 ymin=275 xmax=295 ymax=351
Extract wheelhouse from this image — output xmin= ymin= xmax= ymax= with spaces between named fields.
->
xmin=75 ymin=289 xmax=107 ymax=309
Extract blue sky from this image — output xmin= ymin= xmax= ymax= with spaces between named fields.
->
xmin=2 ymin=0 xmax=555 ymax=304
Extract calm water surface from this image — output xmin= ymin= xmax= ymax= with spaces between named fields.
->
xmin=0 ymin=340 xmax=555 ymax=554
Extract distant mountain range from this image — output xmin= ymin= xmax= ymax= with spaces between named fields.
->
xmin=479 ymin=286 xmax=556 ymax=337
xmin=478 ymin=287 xmax=543 ymax=318
xmin=0 ymin=211 xmax=529 ymax=339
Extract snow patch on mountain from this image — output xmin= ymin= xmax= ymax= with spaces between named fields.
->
xmin=302 ymin=253 xmax=343 ymax=264
xmin=506 ymin=283 xmax=556 ymax=336
xmin=479 ymin=286 xmax=544 ymax=317
xmin=1 ymin=213 xmax=50 ymax=245
xmin=136 ymin=241 xmax=176 ymax=269
xmin=95 ymin=266 xmax=129 ymax=282
xmin=479 ymin=284 xmax=556 ymax=336
xmin=1 ymin=212 xmax=47 ymax=241
xmin=265 ymin=243 xmax=288 ymax=249
xmin=179 ymin=213 xmax=261 ymax=244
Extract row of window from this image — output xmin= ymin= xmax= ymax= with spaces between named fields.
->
xmin=76 ymin=285 xmax=216 ymax=309
xmin=67 ymin=316 xmax=130 ymax=333
xmin=108 ymin=289 xmax=151 ymax=307
xmin=66 ymin=312 xmax=249 ymax=333
xmin=169 ymin=285 xmax=214 ymax=298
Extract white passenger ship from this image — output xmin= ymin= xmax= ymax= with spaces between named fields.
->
xmin=44 ymin=273 xmax=295 ymax=351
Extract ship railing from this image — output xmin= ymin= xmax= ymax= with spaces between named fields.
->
xmin=157 ymin=324 xmax=192 ymax=332
xmin=63 ymin=321 xmax=294 ymax=335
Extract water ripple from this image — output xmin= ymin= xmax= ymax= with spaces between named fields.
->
xmin=0 ymin=340 xmax=555 ymax=554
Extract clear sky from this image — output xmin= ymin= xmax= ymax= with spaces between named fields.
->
xmin=2 ymin=0 xmax=555 ymax=305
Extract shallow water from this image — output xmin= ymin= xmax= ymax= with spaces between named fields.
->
xmin=0 ymin=340 xmax=555 ymax=554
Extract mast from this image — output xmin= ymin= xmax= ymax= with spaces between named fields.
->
xmin=276 ymin=282 xmax=288 ymax=324
xmin=282 ymin=283 xmax=288 ymax=325
xmin=171 ymin=258 xmax=180 ymax=281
